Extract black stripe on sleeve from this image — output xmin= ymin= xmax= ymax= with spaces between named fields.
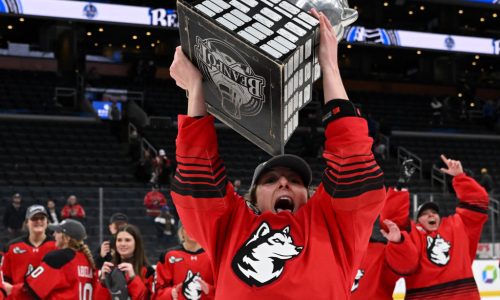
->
xmin=457 ymin=202 xmax=488 ymax=214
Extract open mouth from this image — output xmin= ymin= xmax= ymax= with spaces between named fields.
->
xmin=428 ymin=220 xmax=437 ymax=225
xmin=274 ymin=197 xmax=294 ymax=213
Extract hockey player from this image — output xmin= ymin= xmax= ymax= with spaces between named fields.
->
xmin=168 ymin=9 xmax=386 ymax=299
xmin=4 ymin=219 xmax=96 ymax=299
xmin=94 ymin=224 xmax=154 ymax=300
xmin=1 ymin=205 xmax=56 ymax=284
xmin=351 ymin=159 xmax=418 ymax=299
xmin=384 ymin=155 xmax=488 ymax=299
xmin=153 ymin=224 xmax=214 ymax=300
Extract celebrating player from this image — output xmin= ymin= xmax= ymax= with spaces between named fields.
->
xmin=1 ymin=205 xmax=56 ymax=284
xmin=153 ymin=224 xmax=214 ymax=300
xmin=168 ymin=9 xmax=385 ymax=299
xmin=94 ymin=224 xmax=154 ymax=300
xmin=383 ymin=155 xmax=489 ymax=299
xmin=4 ymin=219 xmax=96 ymax=299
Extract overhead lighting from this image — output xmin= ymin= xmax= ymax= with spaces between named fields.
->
xmin=347 ymin=44 xmax=352 ymax=49
xmin=156 ymin=40 xmax=161 ymax=44
xmin=98 ymin=27 xmax=104 ymax=32
xmin=7 ymin=25 xmax=13 ymax=30
xmin=94 ymin=42 xmax=98 ymax=47
xmin=420 ymin=6 xmax=425 ymax=11
xmin=383 ymin=2 xmax=388 ymax=7
xmin=19 ymin=17 xmax=24 ymax=22
xmin=470 ymin=102 xmax=475 ymax=108
xmin=146 ymin=31 xmax=151 ymax=36
xmin=493 ymin=13 xmax=497 ymax=18
xmin=480 ymin=17 xmax=485 ymax=22
xmin=417 ymin=50 xmax=422 ymax=55
xmin=408 ymin=10 xmax=413 ymax=15
xmin=458 ymin=9 xmax=463 ymax=15
xmin=108 ymin=43 xmax=112 ymax=47
xmin=475 ymin=55 xmax=480 ymax=60
xmin=132 ymin=35 xmax=138 ymax=40
xmin=472 ymin=61 xmax=477 ymax=66
xmin=387 ymin=55 xmax=392 ymax=60
xmin=87 ymin=31 xmax=92 ymax=36
xmin=458 ymin=93 xmax=463 ymax=97
xmin=136 ymin=45 xmax=140 ymax=49
xmin=151 ymin=43 xmax=155 ymax=47
xmin=122 ymin=44 xmax=126 ymax=48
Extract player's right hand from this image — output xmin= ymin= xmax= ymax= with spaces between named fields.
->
xmin=100 ymin=241 xmax=110 ymax=257
xmin=171 ymin=283 xmax=182 ymax=300
xmin=101 ymin=261 xmax=114 ymax=280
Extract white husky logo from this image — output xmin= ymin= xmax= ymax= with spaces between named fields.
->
xmin=351 ymin=269 xmax=365 ymax=292
xmin=426 ymin=234 xmax=451 ymax=266
xmin=231 ymin=221 xmax=302 ymax=287
xmin=182 ymin=270 xmax=202 ymax=300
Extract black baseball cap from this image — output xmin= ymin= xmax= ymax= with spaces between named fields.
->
xmin=25 ymin=205 xmax=48 ymax=220
xmin=49 ymin=219 xmax=87 ymax=241
xmin=416 ymin=202 xmax=440 ymax=219
xmin=251 ymin=154 xmax=312 ymax=189
xmin=109 ymin=213 xmax=128 ymax=224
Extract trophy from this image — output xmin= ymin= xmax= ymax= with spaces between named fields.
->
xmin=177 ymin=0 xmax=357 ymax=155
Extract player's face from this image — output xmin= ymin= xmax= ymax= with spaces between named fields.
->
xmin=116 ymin=231 xmax=135 ymax=259
xmin=417 ymin=209 xmax=441 ymax=232
xmin=27 ymin=214 xmax=48 ymax=235
xmin=54 ymin=231 xmax=67 ymax=248
xmin=255 ymin=167 xmax=308 ymax=214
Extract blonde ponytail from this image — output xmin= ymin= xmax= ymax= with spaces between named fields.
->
xmin=67 ymin=238 xmax=96 ymax=270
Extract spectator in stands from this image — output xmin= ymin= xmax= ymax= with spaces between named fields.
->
xmin=2 ymin=193 xmax=26 ymax=239
xmin=430 ymin=97 xmax=443 ymax=126
xmin=94 ymin=224 xmax=154 ymax=300
xmin=233 ymin=179 xmax=244 ymax=195
xmin=61 ymin=195 xmax=86 ymax=223
xmin=136 ymin=148 xmax=154 ymax=183
xmin=153 ymin=149 xmax=173 ymax=187
xmin=479 ymin=167 xmax=494 ymax=194
xmin=144 ymin=184 xmax=168 ymax=237
xmin=2 ymin=205 xmax=57 ymax=284
xmin=154 ymin=223 xmax=214 ymax=299
xmin=108 ymin=100 xmax=122 ymax=121
xmin=94 ymin=212 xmax=129 ymax=269
xmin=46 ymin=198 xmax=61 ymax=225
xmin=154 ymin=206 xmax=176 ymax=243
xmin=383 ymin=155 xmax=489 ymax=299
xmin=373 ymin=139 xmax=387 ymax=161
xmin=168 ymin=10 xmax=385 ymax=298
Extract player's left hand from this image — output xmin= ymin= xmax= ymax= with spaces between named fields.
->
xmin=309 ymin=8 xmax=338 ymax=72
xmin=197 ymin=278 xmax=210 ymax=295
xmin=439 ymin=154 xmax=464 ymax=177
xmin=380 ymin=219 xmax=402 ymax=243
xmin=3 ymin=282 xmax=12 ymax=295
xmin=117 ymin=262 xmax=135 ymax=279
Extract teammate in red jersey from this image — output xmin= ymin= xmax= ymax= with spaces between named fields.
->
xmin=384 ymin=155 xmax=489 ymax=300
xmin=351 ymin=159 xmax=418 ymax=299
xmin=154 ymin=224 xmax=214 ymax=300
xmin=4 ymin=219 xmax=96 ymax=300
xmin=1 ymin=205 xmax=56 ymax=284
xmin=94 ymin=224 xmax=154 ymax=300
xmin=168 ymin=9 xmax=386 ymax=299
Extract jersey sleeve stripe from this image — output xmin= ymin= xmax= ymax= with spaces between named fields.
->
xmin=457 ymin=202 xmax=488 ymax=214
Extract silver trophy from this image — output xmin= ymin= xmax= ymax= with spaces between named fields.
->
xmin=287 ymin=0 xmax=358 ymax=40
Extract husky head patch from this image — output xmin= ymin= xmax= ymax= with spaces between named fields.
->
xmin=426 ymin=234 xmax=451 ymax=266
xmin=231 ymin=221 xmax=302 ymax=287
xmin=182 ymin=270 xmax=202 ymax=300
xmin=351 ymin=269 xmax=365 ymax=292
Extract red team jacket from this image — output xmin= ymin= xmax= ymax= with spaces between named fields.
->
xmin=9 ymin=248 xmax=96 ymax=300
xmin=61 ymin=204 xmax=86 ymax=219
xmin=94 ymin=265 xmax=155 ymax=300
xmin=351 ymin=188 xmax=417 ymax=300
xmin=171 ymin=114 xmax=386 ymax=299
xmin=154 ymin=245 xmax=214 ymax=300
xmin=2 ymin=235 xmax=56 ymax=284
xmin=387 ymin=173 xmax=488 ymax=300
xmin=144 ymin=191 xmax=168 ymax=217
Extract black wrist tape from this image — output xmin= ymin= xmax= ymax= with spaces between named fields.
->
xmin=322 ymin=99 xmax=361 ymax=126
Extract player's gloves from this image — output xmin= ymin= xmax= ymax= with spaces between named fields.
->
xmin=396 ymin=159 xmax=416 ymax=190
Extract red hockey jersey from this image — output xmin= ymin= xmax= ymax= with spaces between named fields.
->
xmin=351 ymin=188 xmax=416 ymax=300
xmin=153 ymin=245 xmax=214 ymax=300
xmin=387 ymin=173 xmax=488 ymax=300
xmin=10 ymin=248 xmax=96 ymax=300
xmin=171 ymin=115 xmax=386 ymax=299
xmin=94 ymin=265 xmax=154 ymax=300
xmin=2 ymin=235 xmax=56 ymax=284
